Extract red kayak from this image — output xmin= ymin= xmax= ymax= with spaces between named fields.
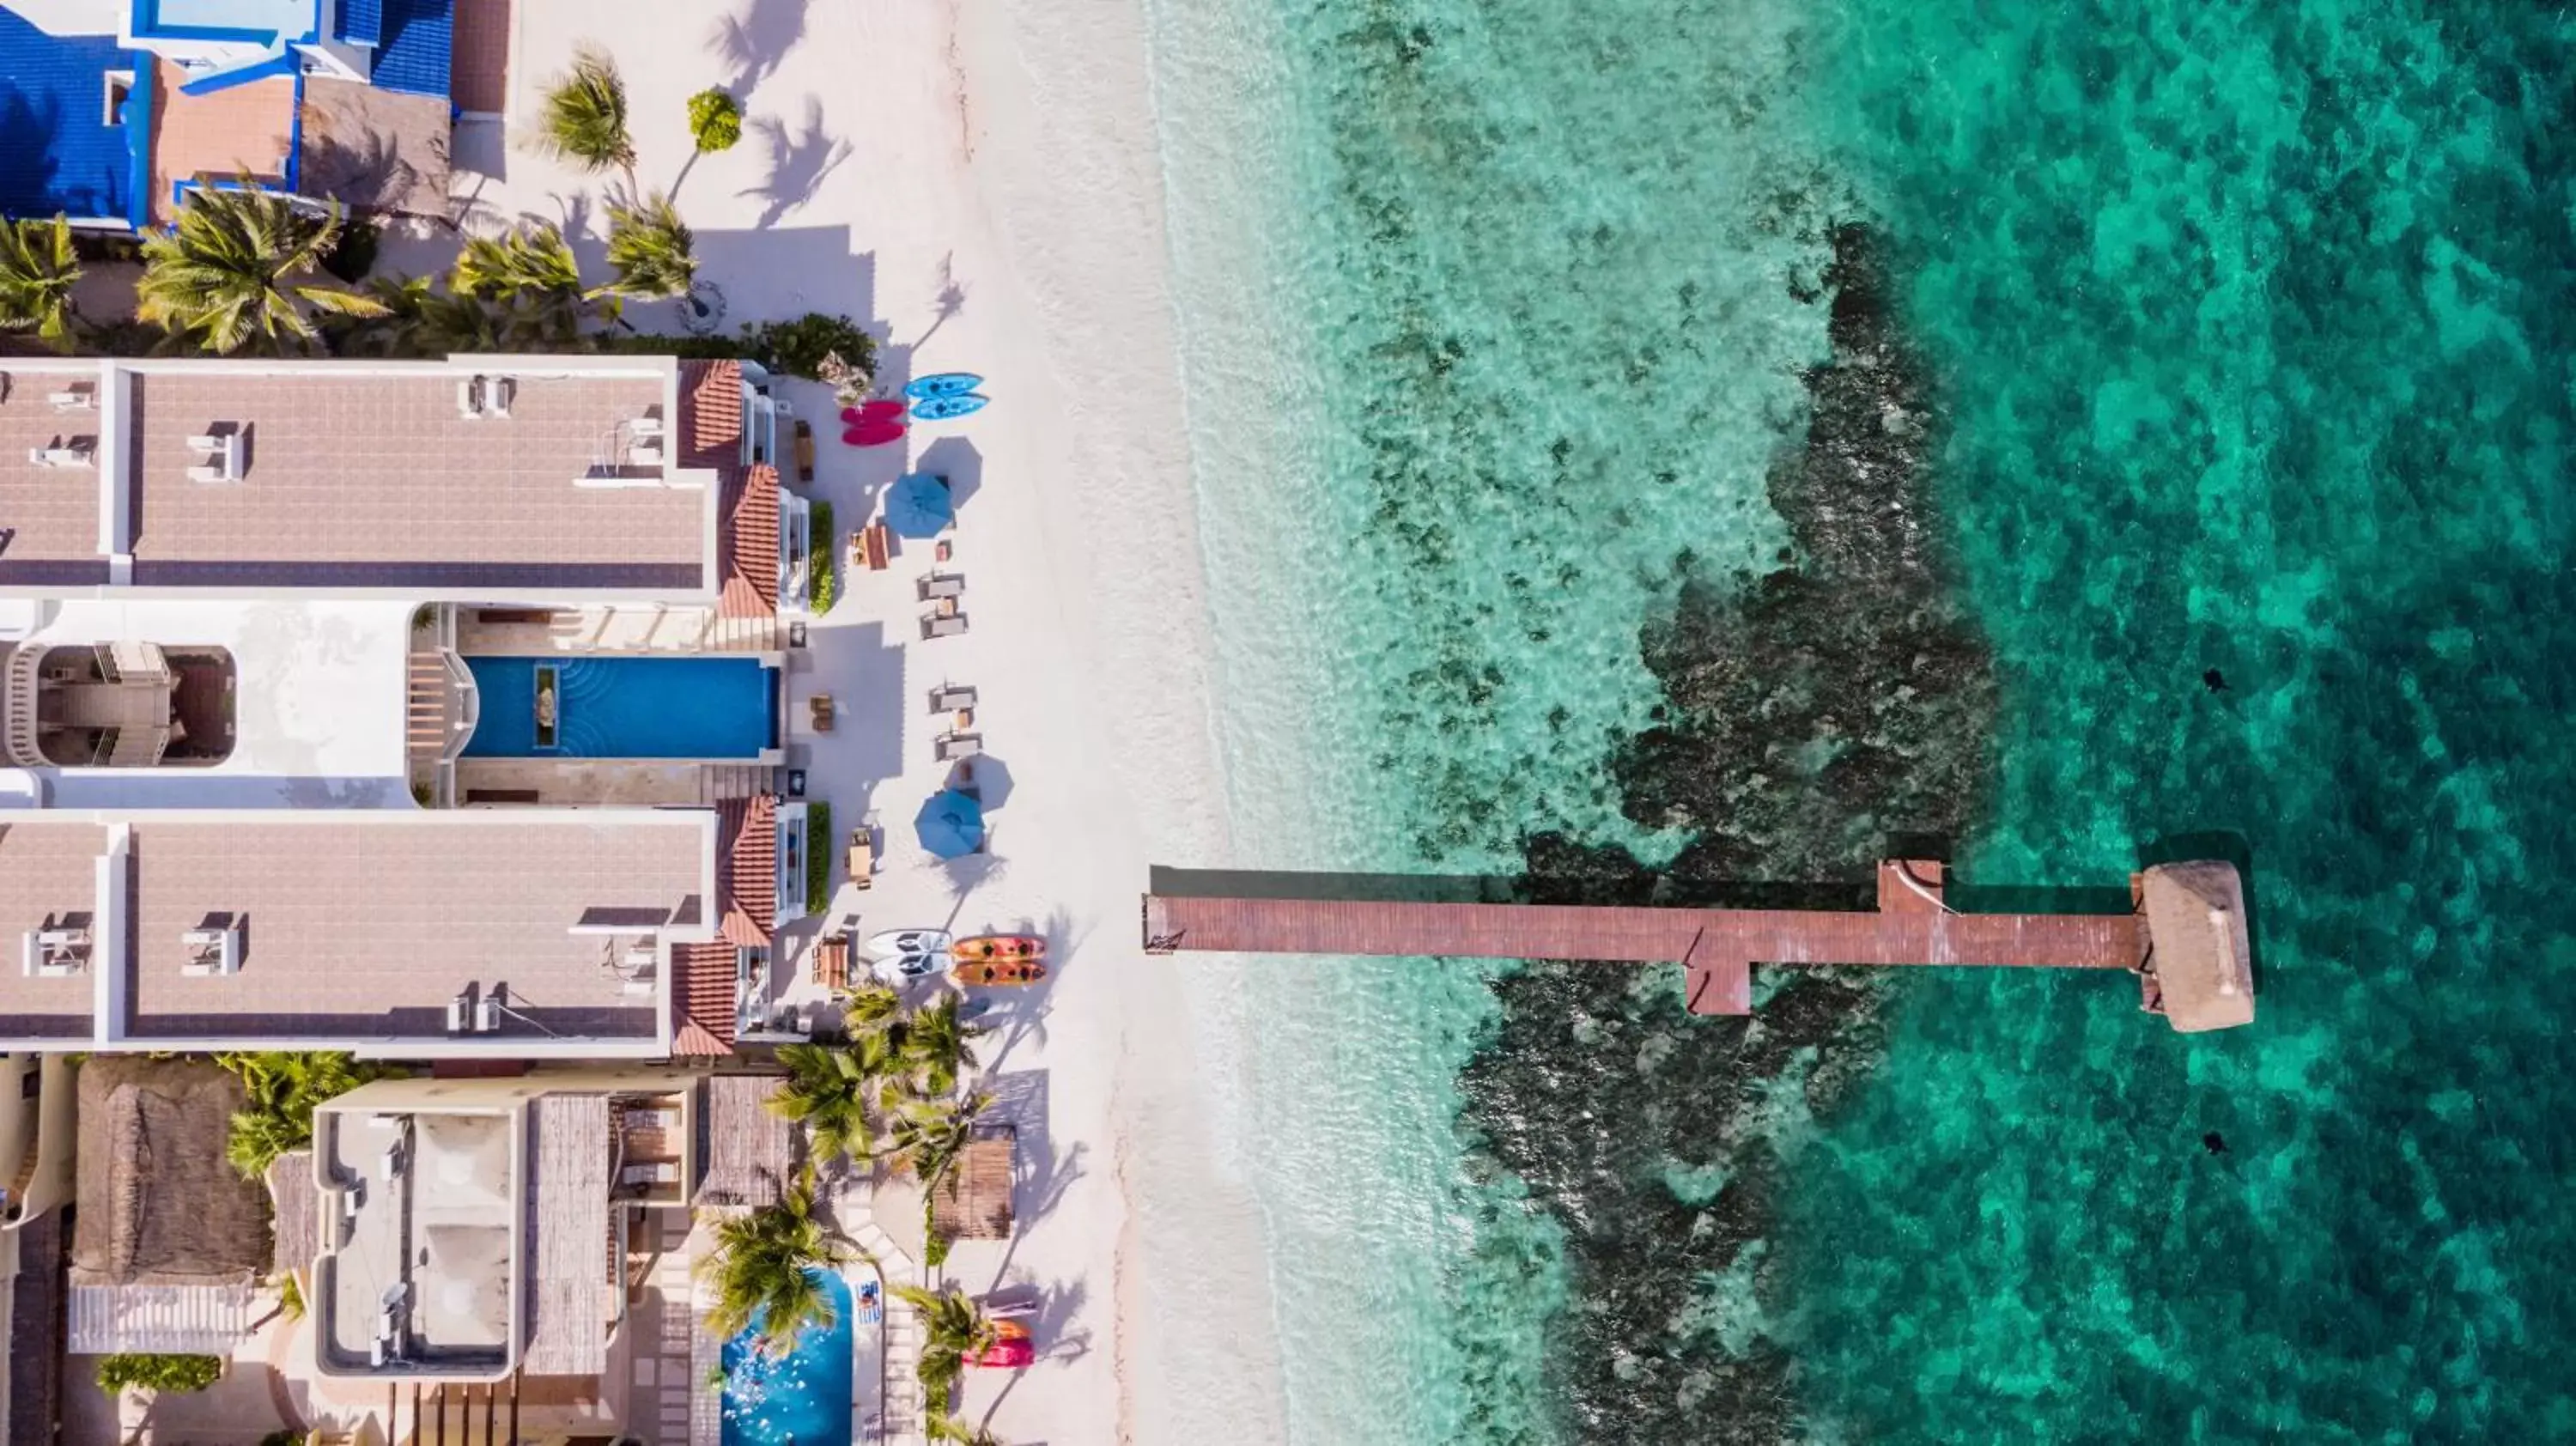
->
xmin=841 ymin=400 xmax=908 ymax=423
xmin=843 ymin=419 xmax=907 ymax=447
xmin=968 ymin=1338 xmax=1035 ymax=1370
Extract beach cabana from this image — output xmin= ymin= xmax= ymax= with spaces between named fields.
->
xmin=914 ymin=787 xmax=987 ymax=859
xmin=69 ymin=1057 xmax=270 ymax=1355
xmin=2140 ymin=860 xmax=2257 ymax=1032
xmin=931 ymin=1133 xmax=1017 ymax=1242
xmin=884 ymin=471 xmax=956 ymax=538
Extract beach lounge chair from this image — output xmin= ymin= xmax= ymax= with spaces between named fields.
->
xmin=917 ymin=573 xmax=967 ymax=601
xmin=936 ymin=731 xmax=983 ymax=762
xmin=848 ymin=828 xmax=874 ymax=889
xmin=920 ymin=612 xmax=969 ymax=640
xmin=864 ymin=520 xmax=893 ymax=571
xmin=809 ymin=694 xmax=836 ymax=732
xmin=929 ymin=684 xmax=978 ymax=714
xmin=794 ymin=419 xmax=817 ymax=483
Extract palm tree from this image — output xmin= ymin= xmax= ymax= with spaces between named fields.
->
xmin=532 ymin=45 xmax=635 ymax=191
xmin=452 ymin=222 xmax=596 ymax=344
xmin=598 ymin=191 xmax=700 ymax=311
xmin=0 ymin=215 xmax=82 ymax=347
xmin=769 ymin=1042 xmax=879 ymax=1171
xmin=841 ymin=982 xmax=902 ymax=1035
xmin=215 ymin=1051 xmax=395 ymax=1177
xmin=136 ymin=185 xmax=384 ymax=355
xmin=884 ymin=1091 xmax=989 ymax=1191
xmin=890 ymin=1284 xmax=996 ymax=1414
xmin=697 ymin=1176 xmax=853 ymax=1356
xmin=928 ymin=1413 xmax=1004 ymax=1445
xmin=903 ymin=993 xmax=985 ymax=1098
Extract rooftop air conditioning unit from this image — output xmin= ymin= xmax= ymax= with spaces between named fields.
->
xmin=179 ymin=923 xmax=240 ymax=976
xmin=24 ymin=928 xmax=88 ymax=978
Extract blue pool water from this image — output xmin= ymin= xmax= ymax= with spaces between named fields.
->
xmin=721 ymin=1272 xmax=854 ymax=1446
xmin=462 ymin=656 xmax=776 ymax=760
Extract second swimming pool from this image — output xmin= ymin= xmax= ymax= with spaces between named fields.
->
xmin=462 ymin=655 xmax=778 ymax=760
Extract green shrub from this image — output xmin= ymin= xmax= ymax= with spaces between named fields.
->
xmin=96 ymin=1353 xmax=222 ymax=1395
xmin=321 ymin=217 xmax=380 ymax=283
xmin=742 ymin=313 xmax=877 ymax=382
xmin=591 ymin=330 xmax=748 ymax=362
xmin=805 ymin=800 xmax=831 ymax=908
xmin=809 ymin=500 xmax=838 ymax=615
xmin=688 ymin=88 xmax=744 ymax=153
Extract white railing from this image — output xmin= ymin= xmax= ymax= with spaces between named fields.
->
xmin=3 ymin=647 xmax=47 ymax=769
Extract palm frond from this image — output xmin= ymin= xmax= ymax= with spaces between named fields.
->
xmin=598 ymin=190 xmax=697 ymax=303
xmin=137 ymin=184 xmax=372 ymax=355
xmin=532 ymin=46 xmax=635 ymax=178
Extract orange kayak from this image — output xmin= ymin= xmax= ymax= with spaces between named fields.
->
xmin=951 ymin=934 xmax=1046 ymax=963
xmin=951 ymin=957 xmax=1048 ymax=988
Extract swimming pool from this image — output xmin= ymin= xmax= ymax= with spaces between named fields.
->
xmin=721 ymin=1271 xmax=856 ymax=1446
xmin=461 ymin=655 xmax=776 ymax=759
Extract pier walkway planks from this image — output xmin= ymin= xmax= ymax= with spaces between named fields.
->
xmin=1140 ymin=890 xmax=2145 ymax=1017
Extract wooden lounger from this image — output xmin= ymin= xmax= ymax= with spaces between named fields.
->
xmin=936 ymin=731 xmax=983 ymax=762
xmin=793 ymin=419 xmax=816 ymax=483
xmin=863 ymin=521 xmax=892 ymax=572
xmin=920 ymin=612 xmax=969 ymax=640
xmin=848 ymin=829 xmax=874 ymax=890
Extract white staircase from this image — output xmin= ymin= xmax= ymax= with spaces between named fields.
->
xmin=697 ymin=764 xmax=774 ymax=803
xmin=848 ymin=1218 xmax=930 ymax=1445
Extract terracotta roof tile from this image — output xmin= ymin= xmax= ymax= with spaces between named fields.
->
xmin=719 ymin=463 xmax=781 ymax=619
xmin=449 ymin=0 xmax=512 ymax=114
xmin=147 ymin=61 xmax=295 ymax=224
xmin=677 ymin=360 xmax=744 ymax=472
xmin=670 ymin=795 xmax=780 ymax=1054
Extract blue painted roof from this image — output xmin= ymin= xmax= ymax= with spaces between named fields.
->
xmin=337 ymin=0 xmax=383 ymax=46
xmin=368 ymin=0 xmax=452 ymax=100
xmin=0 ymin=12 xmax=144 ymax=222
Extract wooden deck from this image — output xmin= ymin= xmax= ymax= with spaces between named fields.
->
xmin=1142 ymin=861 xmax=2148 ymax=1016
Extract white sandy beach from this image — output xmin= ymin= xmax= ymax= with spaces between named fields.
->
xmin=380 ymin=1 xmax=1295 ymax=1440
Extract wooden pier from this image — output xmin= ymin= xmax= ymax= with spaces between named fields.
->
xmin=1144 ymin=859 xmax=2255 ymax=1032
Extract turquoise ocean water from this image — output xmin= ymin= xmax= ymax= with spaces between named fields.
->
xmin=1145 ymin=0 xmax=2576 ymax=1438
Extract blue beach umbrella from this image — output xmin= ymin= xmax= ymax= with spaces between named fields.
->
xmin=913 ymin=787 xmax=987 ymax=859
xmin=884 ymin=472 xmax=955 ymax=538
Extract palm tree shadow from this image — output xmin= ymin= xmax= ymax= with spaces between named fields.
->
xmin=738 ymin=96 xmax=852 ymax=230
xmin=708 ymin=0 xmax=813 ymax=97
xmin=912 ymin=251 xmax=969 ymax=350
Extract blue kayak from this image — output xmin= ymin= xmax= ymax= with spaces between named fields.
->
xmin=911 ymin=392 xmax=990 ymax=421
xmin=903 ymin=372 xmax=984 ymax=402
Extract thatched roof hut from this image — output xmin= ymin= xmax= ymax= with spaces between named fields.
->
xmin=696 ymin=1073 xmax=793 ymax=1209
xmin=266 ymin=1150 xmax=319 ymax=1279
xmin=931 ymin=1134 xmax=1016 ymax=1242
xmin=524 ymin=1094 xmax=612 ymax=1377
xmin=71 ymin=1056 xmax=270 ymax=1289
xmin=2141 ymin=860 xmax=2257 ymax=1033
